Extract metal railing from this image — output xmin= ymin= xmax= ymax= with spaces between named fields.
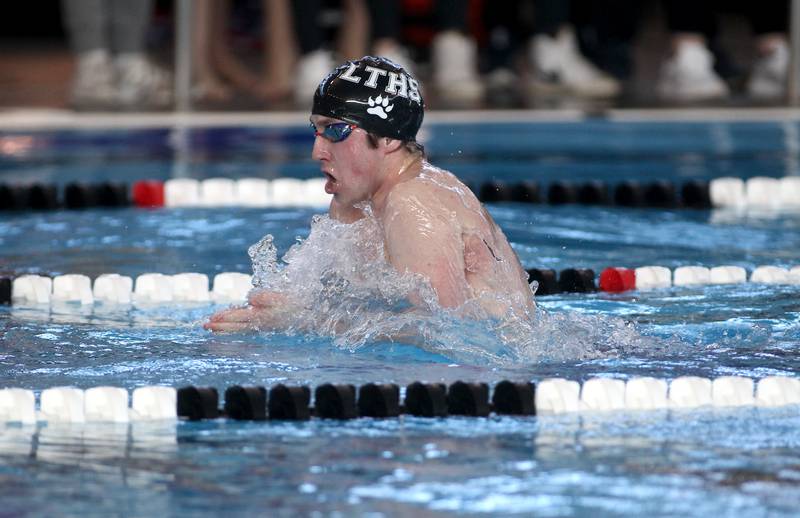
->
xmin=174 ymin=0 xmax=193 ymax=112
xmin=791 ymin=0 xmax=800 ymax=104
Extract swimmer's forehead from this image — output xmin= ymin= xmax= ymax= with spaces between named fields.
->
xmin=310 ymin=114 xmax=346 ymax=127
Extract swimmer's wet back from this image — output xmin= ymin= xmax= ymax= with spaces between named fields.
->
xmin=378 ymin=161 xmax=536 ymax=319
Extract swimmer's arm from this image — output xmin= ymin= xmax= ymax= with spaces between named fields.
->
xmin=383 ymin=196 xmax=471 ymax=309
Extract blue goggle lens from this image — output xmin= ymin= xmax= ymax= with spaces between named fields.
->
xmin=313 ymin=122 xmax=356 ymax=142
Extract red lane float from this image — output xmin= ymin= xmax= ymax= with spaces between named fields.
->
xmin=599 ymin=267 xmax=636 ymax=292
xmin=132 ymin=180 xmax=165 ymax=208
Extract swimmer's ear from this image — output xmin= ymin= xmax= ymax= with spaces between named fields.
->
xmin=382 ymin=137 xmax=403 ymax=154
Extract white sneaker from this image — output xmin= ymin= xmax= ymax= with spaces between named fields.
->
xmin=748 ymin=40 xmax=789 ymax=100
xmin=114 ymin=53 xmax=173 ymax=109
xmin=485 ymin=68 xmax=520 ymax=106
xmin=70 ymin=49 xmax=117 ymax=110
xmin=431 ymin=31 xmax=484 ymax=105
xmin=295 ymin=49 xmax=335 ymax=108
xmin=485 ymin=67 xmax=517 ymax=91
xmin=529 ymin=27 xmax=620 ymax=98
xmin=657 ymin=42 xmax=729 ymax=102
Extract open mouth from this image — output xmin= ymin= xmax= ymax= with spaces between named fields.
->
xmin=323 ymin=172 xmax=338 ymax=193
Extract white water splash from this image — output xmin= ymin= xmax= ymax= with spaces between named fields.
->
xmin=248 ymin=213 xmax=673 ymax=365
xmin=248 ymin=234 xmax=278 ymax=288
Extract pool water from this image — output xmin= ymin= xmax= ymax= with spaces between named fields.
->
xmin=1 ymin=115 xmax=799 ymax=516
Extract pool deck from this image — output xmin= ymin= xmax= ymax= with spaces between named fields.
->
xmin=2 ymin=107 xmax=800 ymax=131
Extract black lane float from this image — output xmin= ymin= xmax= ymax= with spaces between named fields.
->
xmin=178 ymin=381 xmax=538 ymax=421
xmin=0 ymin=178 xmax=724 ymax=211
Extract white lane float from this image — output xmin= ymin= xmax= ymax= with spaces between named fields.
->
xmin=84 ymin=386 xmax=130 ymax=423
xmin=52 ymin=274 xmax=94 ymax=305
xmin=131 ymin=386 xmax=177 ymax=420
xmin=624 ymin=377 xmax=669 ymax=410
xmin=633 ymin=266 xmax=672 ymax=290
xmin=171 ymin=273 xmax=210 ymax=302
xmin=673 ymin=266 xmax=711 ymax=286
xmin=40 ymin=387 xmax=86 ymax=423
xmin=535 ymin=378 xmax=581 ymax=415
xmin=236 ymin=178 xmax=271 ymax=207
xmin=93 ymin=273 xmax=133 ymax=304
xmin=12 ymin=275 xmax=52 ymax=305
xmin=669 ymin=376 xmax=712 ymax=409
xmin=709 ymin=177 xmax=745 ymax=208
xmin=200 ymin=178 xmax=237 ymax=206
xmin=709 ymin=266 xmax=747 ymax=285
xmin=580 ymin=378 xmax=626 ymax=411
xmin=134 ymin=273 xmax=175 ymax=304
xmin=212 ymin=272 xmax=252 ymax=302
xmin=164 ymin=178 xmax=201 ymax=207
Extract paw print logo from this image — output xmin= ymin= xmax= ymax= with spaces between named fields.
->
xmin=366 ymin=95 xmax=394 ymax=119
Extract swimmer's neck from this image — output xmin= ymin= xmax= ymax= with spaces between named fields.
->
xmin=371 ymin=152 xmax=423 ymax=214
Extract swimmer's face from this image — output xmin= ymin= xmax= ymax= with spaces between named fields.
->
xmin=310 ymin=114 xmax=384 ymax=206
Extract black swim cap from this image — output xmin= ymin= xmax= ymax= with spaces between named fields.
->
xmin=312 ymin=56 xmax=425 ymax=142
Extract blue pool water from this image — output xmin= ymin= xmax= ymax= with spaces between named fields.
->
xmin=1 ymin=115 xmax=800 ymax=516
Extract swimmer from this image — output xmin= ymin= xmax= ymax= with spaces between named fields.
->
xmin=206 ymin=56 xmax=535 ymax=332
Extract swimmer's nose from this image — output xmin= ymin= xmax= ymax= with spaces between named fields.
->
xmin=312 ymin=136 xmax=329 ymax=161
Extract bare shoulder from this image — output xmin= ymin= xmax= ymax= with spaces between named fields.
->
xmin=383 ymin=176 xmax=431 ymax=220
xmin=386 ymin=164 xmax=476 ymax=214
xmin=385 ymin=174 xmax=423 ymax=203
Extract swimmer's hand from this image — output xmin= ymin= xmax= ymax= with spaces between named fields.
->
xmin=204 ymin=290 xmax=294 ymax=332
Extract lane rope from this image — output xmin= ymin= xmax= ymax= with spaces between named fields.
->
xmin=2 ymin=176 xmax=799 ymax=210
xmin=3 ymin=272 xmax=251 ymax=305
xmin=2 ymin=265 xmax=799 ymax=306
xmin=2 ymin=376 xmax=799 ymax=424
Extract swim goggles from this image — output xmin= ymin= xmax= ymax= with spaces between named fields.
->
xmin=312 ymin=122 xmax=357 ymax=142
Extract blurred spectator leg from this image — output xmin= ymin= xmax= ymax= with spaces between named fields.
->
xmin=572 ymin=0 xmax=640 ymax=87
xmin=109 ymin=0 xmax=172 ymax=109
xmin=656 ymin=0 xmax=728 ymax=102
xmin=368 ymin=0 xmax=415 ymax=72
xmin=528 ymin=0 xmax=620 ymax=98
xmin=432 ymin=0 xmax=484 ymax=106
xmin=253 ymin=0 xmax=296 ymax=104
xmin=209 ymin=0 xmax=261 ymax=98
xmin=339 ymin=0 xmax=370 ymax=60
xmin=61 ymin=0 xmax=116 ymax=109
xmin=292 ymin=0 xmax=335 ymax=107
xmin=192 ymin=0 xmax=232 ymax=103
xmin=746 ymin=1 xmax=789 ymax=101
xmin=483 ymin=0 xmax=524 ymax=106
